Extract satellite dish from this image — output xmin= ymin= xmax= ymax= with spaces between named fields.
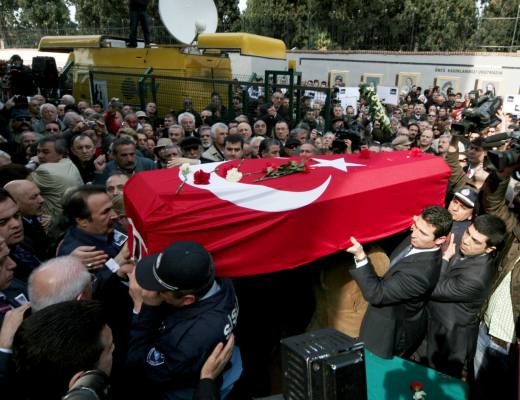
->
xmin=159 ymin=0 xmax=218 ymax=45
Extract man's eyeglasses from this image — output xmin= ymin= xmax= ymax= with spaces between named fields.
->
xmin=15 ymin=117 xmax=31 ymax=122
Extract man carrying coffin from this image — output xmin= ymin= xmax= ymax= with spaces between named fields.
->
xmin=346 ymin=206 xmax=452 ymax=359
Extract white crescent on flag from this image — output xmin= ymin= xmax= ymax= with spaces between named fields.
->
xmin=180 ymin=162 xmax=332 ymax=212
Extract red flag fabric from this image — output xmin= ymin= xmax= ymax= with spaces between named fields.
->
xmin=124 ymin=152 xmax=450 ymax=277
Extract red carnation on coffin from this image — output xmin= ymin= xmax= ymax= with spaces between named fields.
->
xmin=359 ymin=149 xmax=371 ymax=159
xmin=218 ymin=163 xmax=233 ymax=178
xmin=410 ymin=381 xmax=424 ymax=391
xmin=194 ymin=170 xmax=210 ymax=185
xmin=410 ymin=147 xmax=422 ymax=157
xmin=264 ymin=162 xmax=277 ymax=174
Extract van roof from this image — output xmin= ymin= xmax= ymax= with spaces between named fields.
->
xmin=39 ymin=33 xmax=287 ymax=60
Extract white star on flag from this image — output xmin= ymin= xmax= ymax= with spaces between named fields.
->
xmin=311 ymin=158 xmax=365 ymax=172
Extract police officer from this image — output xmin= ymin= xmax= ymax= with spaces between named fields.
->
xmin=127 ymin=240 xmax=241 ymax=399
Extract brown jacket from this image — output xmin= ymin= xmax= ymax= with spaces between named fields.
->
xmin=481 ymin=172 xmax=520 ymax=327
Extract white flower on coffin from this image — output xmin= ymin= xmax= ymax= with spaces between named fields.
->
xmin=180 ymin=163 xmax=191 ymax=177
xmin=226 ymin=168 xmax=243 ymax=183
xmin=413 ymin=390 xmax=427 ymax=400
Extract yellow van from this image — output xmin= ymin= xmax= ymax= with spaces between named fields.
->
xmin=39 ymin=33 xmax=286 ymax=113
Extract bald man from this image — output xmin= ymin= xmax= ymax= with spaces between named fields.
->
xmin=4 ymin=180 xmax=51 ymax=261
xmin=237 ymin=122 xmax=253 ymax=140
xmin=28 ymin=256 xmax=91 ymax=312
xmin=60 ymin=94 xmax=75 ymax=106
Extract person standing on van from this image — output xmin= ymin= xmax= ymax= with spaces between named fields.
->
xmin=128 ymin=0 xmax=151 ymax=48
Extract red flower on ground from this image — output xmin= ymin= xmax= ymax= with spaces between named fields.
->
xmin=410 ymin=382 xmax=424 ymax=392
xmin=194 ymin=170 xmax=210 ymax=184
xmin=359 ymin=149 xmax=371 ymax=159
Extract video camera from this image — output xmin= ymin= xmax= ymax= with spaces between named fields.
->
xmin=333 ymin=128 xmax=361 ymax=153
xmin=487 ymin=131 xmax=520 ymax=172
xmin=452 ymin=95 xmax=502 ymax=136
xmin=62 ymin=370 xmax=110 ymax=400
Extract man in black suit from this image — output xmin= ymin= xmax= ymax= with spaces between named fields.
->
xmin=427 ymin=214 xmax=506 ymax=378
xmin=346 ymin=206 xmax=452 ymax=359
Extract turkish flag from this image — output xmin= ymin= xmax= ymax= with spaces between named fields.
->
xmin=124 ymin=152 xmax=450 ymax=277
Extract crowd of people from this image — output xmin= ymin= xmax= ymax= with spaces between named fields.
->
xmin=0 ymin=70 xmax=518 ymax=399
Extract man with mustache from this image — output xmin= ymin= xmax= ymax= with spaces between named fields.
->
xmin=8 ymin=108 xmax=33 ymax=145
xmin=58 ymin=185 xmax=132 ymax=280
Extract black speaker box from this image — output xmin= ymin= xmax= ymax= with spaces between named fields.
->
xmin=32 ymin=56 xmax=58 ymax=89
xmin=280 ymin=328 xmax=367 ymax=400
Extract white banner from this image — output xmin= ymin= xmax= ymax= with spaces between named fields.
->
xmin=503 ymin=95 xmax=520 ymax=115
xmin=376 ymin=86 xmax=399 ymax=105
xmin=337 ymin=87 xmax=359 ymax=113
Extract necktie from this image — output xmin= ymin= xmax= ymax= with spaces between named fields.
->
xmin=390 ymin=245 xmax=412 ymax=269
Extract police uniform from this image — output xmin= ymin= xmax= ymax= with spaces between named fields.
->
xmin=128 ymin=241 xmax=242 ymax=400
xmin=127 ymin=278 xmax=240 ymax=399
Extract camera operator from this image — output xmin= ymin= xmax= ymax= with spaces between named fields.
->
xmin=443 ymin=136 xmax=488 ymax=192
xmin=473 ymin=153 xmax=520 ymax=399
xmin=2 ymin=55 xmax=35 ymax=97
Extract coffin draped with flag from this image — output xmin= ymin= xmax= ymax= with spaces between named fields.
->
xmin=124 ymin=153 xmax=450 ymax=277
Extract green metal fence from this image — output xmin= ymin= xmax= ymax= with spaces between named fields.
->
xmin=89 ymin=69 xmax=333 ymax=130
